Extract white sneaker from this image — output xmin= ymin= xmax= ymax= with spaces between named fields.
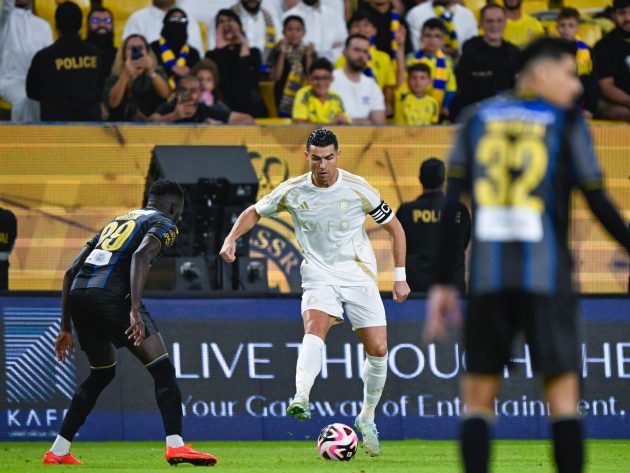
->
xmin=287 ymin=393 xmax=311 ymax=421
xmin=354 ymin=416 xmax=382 ymax=456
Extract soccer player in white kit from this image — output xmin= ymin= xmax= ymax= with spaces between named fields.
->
xmin=220 ymin=129 xmax=410 ymax=456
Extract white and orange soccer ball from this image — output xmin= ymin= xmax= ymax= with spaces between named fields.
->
xmin=317 ymin=423 xmax=359 ymax=461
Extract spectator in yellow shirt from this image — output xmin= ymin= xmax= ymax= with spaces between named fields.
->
xmin=292 ymin=58 xmax=351 ymax=124
xmin=503 ymin=0 xmax=544 ymax=48
xmin=406 ymin=18 xmax=457 ymax=119
xmin=335 ymin=11 xmax=398 ymax=116
xmin=394 ymin=63 xmax=439 ymax=125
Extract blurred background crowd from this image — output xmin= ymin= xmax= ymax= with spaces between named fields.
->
xmin=1 ymin=0 xmax=629 ymax=125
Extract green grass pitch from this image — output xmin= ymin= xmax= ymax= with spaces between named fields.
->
xmin=4 ymin=440 xmax=629 ymax=472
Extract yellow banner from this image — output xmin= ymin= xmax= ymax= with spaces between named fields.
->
xmin=1 ymin=125 xmax=628 ymax=292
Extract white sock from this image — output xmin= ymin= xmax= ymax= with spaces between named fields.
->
xmin=295 ymin=333 xmax=324 ymax=400
xmin=166 ymin=434 xmax=185 ymax=448
xmin=359 ymin=353 xmax=388 ymax=424
xmin=50 ymin=435 xmax=71 ymax=456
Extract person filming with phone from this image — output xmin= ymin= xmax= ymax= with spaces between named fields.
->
xmin=149 ymin=75 xmax=237 ymax=123
xmin=104 ymin=34 xmax=170 ymax=121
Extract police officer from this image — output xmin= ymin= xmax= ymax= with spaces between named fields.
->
xmin=26 ymin=1 xmax=101 ymax=121
xmin=396 ymin=158 xmax=471 ymax=293
xmin=0 ymin=207 xmax=17 ymax=291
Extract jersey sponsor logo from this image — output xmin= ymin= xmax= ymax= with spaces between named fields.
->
xmin=54 ymin=55 xmax=99 ymax=71
xmin=85 ymin=249 xmax=113 ymax=266
xmin=476 ymin=207 xmax=543 ymax=242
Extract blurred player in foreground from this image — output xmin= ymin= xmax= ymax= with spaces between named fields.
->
xmin=45 ymin=179 xmax=217 ymax=467
xmin=424 ymin=38 xmax=630 ymax=473
xmin=220 ymin=129 xmax=410 ymax=456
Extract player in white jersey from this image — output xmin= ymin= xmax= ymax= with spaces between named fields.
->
xmin=220 ymin=129 xmax=410 ymax=456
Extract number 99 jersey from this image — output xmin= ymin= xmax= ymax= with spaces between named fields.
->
xmin=71 ymin=208 xmax=178 ymax=295
xmin=449 ymin=95 xmax=603 ymax=295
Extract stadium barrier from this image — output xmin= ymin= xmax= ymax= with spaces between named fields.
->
xmin=1 ymin=294 xmax=629 ymax=441
xmin=1 ymin=124 xmax=629 ymax=293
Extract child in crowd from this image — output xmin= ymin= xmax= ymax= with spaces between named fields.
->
xmin=556 ymin=7 xmax=598 ymax=117
xmin=268 ymin=15 xmax=314 ymax=117
xmin=394 ymin=63 xmax=439 ymax=125
xmin=292 ymin=58 xmax=350 ymax=124
xmin=190 ymin=58 xmax=254 ymax=123
xmin=406 ymin=18 xmax=457 ymax=120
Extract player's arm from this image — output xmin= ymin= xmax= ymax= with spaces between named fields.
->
xmin=128 ymin=235 xmax=161 ymax=346
xmin=56 ymin=245 xmax=92 ymax=363
xmin=567 ymin=110 xmax=630 ymax=254
xmin=381 ymin=216 xmax=410 ymax=302
xmin=219 ymin=204 xmax=261 ymax=263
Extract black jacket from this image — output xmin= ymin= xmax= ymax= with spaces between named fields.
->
xmin=26 ymin=36 xmax=102 ymax=121
xmin=397 ymin=191 xmax=471 ymax=293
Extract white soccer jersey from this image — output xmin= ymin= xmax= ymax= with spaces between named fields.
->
xmin=254 ymin=169 xmax=394 ymax=288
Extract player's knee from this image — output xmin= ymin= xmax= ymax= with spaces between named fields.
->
xmin=365 ymin=343 xmax=388 ymax=358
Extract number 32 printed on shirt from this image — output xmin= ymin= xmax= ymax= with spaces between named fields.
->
xmin=473 ymin=121 xmax=548 ymax=242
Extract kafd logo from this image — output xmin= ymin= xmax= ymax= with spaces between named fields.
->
xmin=4 ymin=307 xmax=76 ymax=403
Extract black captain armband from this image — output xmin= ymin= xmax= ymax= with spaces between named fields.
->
xmin=369 ymin=200 xmax=393 ymax=224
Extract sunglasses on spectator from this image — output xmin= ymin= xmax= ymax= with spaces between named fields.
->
xmin=90 ymin=17 xmax=113 ymax=24
xmin=169 ymin=16 xmax=188 ymax=23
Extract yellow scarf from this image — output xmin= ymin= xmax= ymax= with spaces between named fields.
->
xmin=409 ymin=49 xmax=448 ymax=105
xmin=159 ymin=37 xmax=189 ymax=90
xmin=433 ymin=4 xmax=458 ymax=52
xmin=575 ymin=37 xmax=592 ymax=77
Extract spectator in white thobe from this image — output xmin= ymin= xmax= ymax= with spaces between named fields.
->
xmin=0 ymin=0 xmax=53 ymax=121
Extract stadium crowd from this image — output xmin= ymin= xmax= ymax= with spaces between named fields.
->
xmin=1 ymin=0 xmax=629 ymax=124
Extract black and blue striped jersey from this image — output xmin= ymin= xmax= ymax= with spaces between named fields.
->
xmin=71 ymin=207 xmax=178 ymax=295
xmin=445 ymin=94 xmax=603 ymax=295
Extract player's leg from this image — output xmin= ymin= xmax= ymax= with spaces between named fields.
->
xmin=460 ymin=374 xmax=502 ymax=473
xmin=289 ymin=286 xmax=342 ymax=421
xmin=342 ymin=284 xmax=388 ymax=456
xmin=526 ymin=294 xmax=583 ymax=473
xmin=354 ymin=325 xmax=387 ymax=456
xmin=44 ymin=290 xmax=117 ymax=465
xmin=544 ymin=373 xmax=582 ymax=473
xmin=130 ymin=329 xmax=217 ymax=466
xmin=459 ymin=292 xmax=516 ymax=473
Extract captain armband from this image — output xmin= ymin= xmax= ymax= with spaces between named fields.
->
xmin=369 ymin=200 xmax=394 ymax=225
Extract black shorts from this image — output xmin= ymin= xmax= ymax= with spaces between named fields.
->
xmin=465 ymin=291 xmax=581 ymax=376
xmin=69 ymin=288 xmax=159 ymax=352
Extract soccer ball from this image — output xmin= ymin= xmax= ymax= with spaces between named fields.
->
xmin=317 ymin=423 xmax=358 ymax=461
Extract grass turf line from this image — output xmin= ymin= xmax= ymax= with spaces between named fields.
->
xmin=4 ymin=440 xmax=629 ymax=472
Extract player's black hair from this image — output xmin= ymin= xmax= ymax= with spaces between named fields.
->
xmin=516 ymin=37 xmax=577 ymax=74
xmin=307 ymin=129 xmax=338 ymax=151
xmin=422 ymin=18 xmax=447 ymax=34
xmin=345 ymin=33 xmax=370 ymax=49
xmin=309 ymin=57 xmax=333 ymax=75
xmin=149 ymin=179 xmax=185 ymax=201
xmin=407 ymin=63 xmax=432 ymax=77
xmin=283 ymin=15 xmax=304 ymax=30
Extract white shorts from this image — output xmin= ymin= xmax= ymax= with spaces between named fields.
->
xmin=301 ymin=284 xmax=387 ymax=330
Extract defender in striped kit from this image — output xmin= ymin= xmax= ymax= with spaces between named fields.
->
xmin=44 ymin=179 xmax=217 ymax=467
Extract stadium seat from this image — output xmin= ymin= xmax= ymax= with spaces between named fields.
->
xmin=259 ymin=81 xmax=278 ymax=118
xmin=562 ymin=0 xmax=608 ymax=12
xmin=465 ymin=0 xmax=487 ymax=21
xmin=541 ymin=18 xmax=602 ymax=46
xmin=198 ymin=21 xmax=208 ymax=52
xmin=34 ymin=0 xmax=91 ymax=39
xmin=592 ymin=17 xmax=615 ymax=33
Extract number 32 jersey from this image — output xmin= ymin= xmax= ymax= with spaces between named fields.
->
xmin=449 ymin=95 xmax=603 ymax=294
xmin=72 ymin=208 xmax=178 ymax=295
xmin=255 ymin=169 xmax=394 ymax=288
